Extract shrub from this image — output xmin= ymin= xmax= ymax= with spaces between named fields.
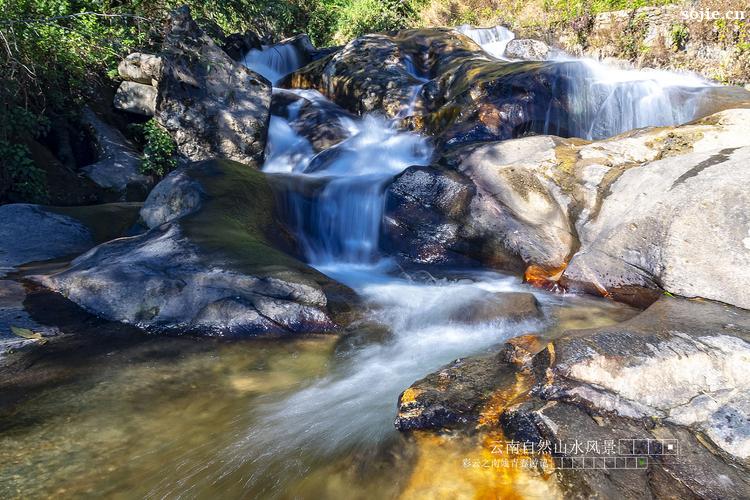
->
xmin=140 ymin=119 xmax=177 ymax=177
xmin=0 ymin=141 xmax=47 ymax=203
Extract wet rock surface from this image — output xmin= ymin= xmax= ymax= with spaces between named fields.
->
xmin=395 ymin=354 xmax=516 ymax=431
xmin=37 ymin=160 xmax=357 ymax=336
xmin=449 ymin=292 xmax=542 ymax=324
xmin=395 ymin=296 xmax=750 ymax=497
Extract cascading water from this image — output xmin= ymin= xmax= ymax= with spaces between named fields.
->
xmin=543 ymin=59 xmax=714 ymax=139
xmin=455 ymin=24 xmax=515 ymax=60
xmin=242 ymin=43 xmax=305 ymax=84
xmin=460 ymin=24 xmax=718 ymax=139
xmin=263 ymin=94 xmax=432 ymax=264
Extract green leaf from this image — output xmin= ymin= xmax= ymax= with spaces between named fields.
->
xmin=10 ymin=325 xmax=46 ymax=344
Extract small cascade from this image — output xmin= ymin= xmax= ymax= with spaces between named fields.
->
xmin=265 ymin=114 xmax=432 ymax=264
xmin=462 ymin=24 xmax=717 ymax=139
xmin=455 ymin=24 xmax=515 ymax=59
xmin=242 ymin=43 xmax=304 ymax=84
xmin=546 ymin=59 xmax=713 ymax=139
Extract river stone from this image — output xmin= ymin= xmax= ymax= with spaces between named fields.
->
xmin=80 ymin=108 xmax=151 ymax=198
xmin=289 ymin=97 xmax=356 ymax=152
xmin=394 ymin=354 xmax=516 ymax=431
xmin=384 ymin=165 xmax=477 ymax=266
xmin=503 ymin=38 xmax=550 ymax=60
xmin=449 ymin=292 xmax=541 ymax=324
xmin=155 ymin=6 xmax=272 ymax=167
xmin=0 ymin=204 xmax=94 ymax=273
xmin=37 ymin=160 xmax=357 ymax=336
xmin=140 ymin=168 xmax=204 ymax=228
xmin=563 ymin=145 xmax=750 ymax=309
xmin=113 ymin=81 xmax=157 ymax=116
xmin=537 ymin=296 xmax=750 ymax=461
xmin=117 ymin=52 xmax=163 ymax=85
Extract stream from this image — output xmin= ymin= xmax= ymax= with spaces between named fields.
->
xmin=0 ymin=24 xmax=731 ymax=498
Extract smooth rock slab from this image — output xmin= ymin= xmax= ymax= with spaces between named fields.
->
xmin=0 ymin=204 xmax=94 ymax=273
xmin=538 ymin=296 xmax=750 ymax=461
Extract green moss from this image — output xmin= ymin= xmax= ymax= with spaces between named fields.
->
xmin=177 ymin=160 xmax=358 ymax=320
xmin=48 ymin=202 xmax=142 ymax=243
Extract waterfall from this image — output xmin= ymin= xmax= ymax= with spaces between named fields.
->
xmin=546 ymin=59 xmax=712 ymax=140
xmin=455 ymin=24 xmax=515 ymax=59
xmin=264 ymin=108 xmax=432 ymax=264
xmin=242 ymin=43 xmax=304 ymax=84
xmin=461 ymin=24 xmax=717 ymax=139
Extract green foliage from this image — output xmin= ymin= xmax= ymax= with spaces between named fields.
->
xmin=0 ymin=141 xmax=47 ymax=203
xmin=139 ymin=119 xmax=176 ymax=177
xmin=670 ymin=23 xmax=688 ymax=50
xmin=307 ymin=0 xmax=420 ymax=46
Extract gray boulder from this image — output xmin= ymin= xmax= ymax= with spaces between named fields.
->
xmin=37 ymin=160 xmax=357 ymax=336
xmin=563 ymin=145 xmax=750 ymax=309
xmin=503 ymin=38 xmax=550 ymax=60
xmin=117 ymin=52 xmax=163 ymax=85
xmin=139 ymin=168 xmax=204 ymax=228
xmin=80 ymin=108 xmax=151 ymax=198
xmin=155 ymin=6 xmax=272 ymax=167
xmin=0 ymin=204 xmax=94 ymax=273
xmin=537 ymin=297 xmax=750 ymax=462
xmin=113 ymin=81 xmax=157 ymax=116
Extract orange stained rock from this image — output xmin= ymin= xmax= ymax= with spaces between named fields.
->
xmin=524 ymin=264 xmax=567 ymax=289
xmin=400 ymin=373 xmax=561 ymax=500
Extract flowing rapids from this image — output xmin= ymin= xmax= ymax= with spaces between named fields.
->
xmin=458 ymin=24 xmax=717 ymax=139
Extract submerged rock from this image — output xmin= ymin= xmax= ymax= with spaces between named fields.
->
xmin=395 ymin=354 xmax=516 ymax=431
xmin=37 ymin=160 xmax=357 ymax=336
xmin=449 ymin=292 xmax=542 ymax=324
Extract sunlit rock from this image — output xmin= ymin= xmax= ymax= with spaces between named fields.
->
xmin=37 ymin=160 xmax=357 ymax=336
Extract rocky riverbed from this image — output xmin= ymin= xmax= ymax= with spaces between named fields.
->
xmin=1 ymin=5 xmax=749 ymax=498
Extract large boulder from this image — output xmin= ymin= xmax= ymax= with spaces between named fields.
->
xmin=80 ymin=108 xmax=152 ymax=199
xmin=37 ymin=160 xmax=357 ymax=336
xmin=562 ymin=145 xmax=750 ymax=309
xmin=155 ymin=6 xmax=272 ymax=167
xmin=112 ymin=7 xmax=273 ymax=167
xmin=0 ymin=204 xmax=94 ymax=273
xmin=386 ymin=108 xmax=750 ymax=308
